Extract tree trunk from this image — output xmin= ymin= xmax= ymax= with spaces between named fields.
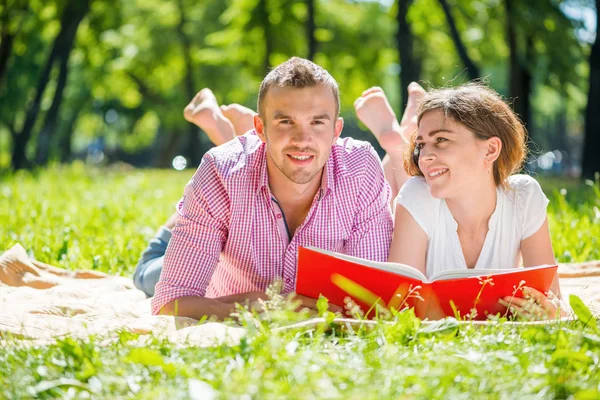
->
xmin=505 ymin=0 xmax=533 ymax=143
xmin=11 ymin=0 xmax=90 ymax=170
xmin=438 ymin=0 xmax=480 ymax=80
xmin=176 ymin=0 xmax=204 ymax=168
xmin=35 ymin=1 xmax=88 ymax=166
xmin=581 ymin=0 xmax=600 ymax=179
xmin=0 ymin=9 xmax=15 ymax=86
xmin=56 ymin=95 xmax=88 ymax=162
xmin=306 ymin=0 xmax=316 ymax=60
xmin=396 ymin=0 xmax=420 ymax=115
xmin=259 ymin=0 xmax=272 ymax=76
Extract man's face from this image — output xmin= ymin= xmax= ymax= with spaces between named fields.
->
xmin=254 ymin=84 xmax=343 ymax=186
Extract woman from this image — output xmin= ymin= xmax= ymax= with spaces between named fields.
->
xmin=388 ymin=83 xmax=567 ymax=319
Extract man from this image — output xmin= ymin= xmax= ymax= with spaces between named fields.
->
xmin=151 ymin=57 xmax=394 ymax=319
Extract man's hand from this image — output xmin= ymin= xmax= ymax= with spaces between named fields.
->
xmin=220 ymin=291 xmax=270 ymax=311
xmin=290 ymin=293 xmax=344 ymax=315
xmin=499 ymin=286 xmax=570 ymax=320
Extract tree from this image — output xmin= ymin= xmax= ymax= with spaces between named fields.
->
xmin=0 ymin=0 xmax=28 ymax=87
xmin=176 ymin=0 xmax=202 ymax=167
xmin=307 ymin=0 xmax=316 ymax=60
xmin=11 ymin=0 xmax=90 ymax=170
xmin=582 ymin=0 xmax=600 ymax=179
xmin=438 ymin=0 xmax=480 ymax=80
xmin=505 ymin=0 xmax=533 ymax=137
xmin=396 ymin=0 xmax=420 ymax=113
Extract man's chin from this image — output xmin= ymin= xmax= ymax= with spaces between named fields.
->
xmin=285 ymin=170 xmax=320 ymax=185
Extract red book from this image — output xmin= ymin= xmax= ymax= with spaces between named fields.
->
xmin=296 ymin=247 xmax=558 ymax=320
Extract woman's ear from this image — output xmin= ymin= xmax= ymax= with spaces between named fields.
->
xmin=485 ymin=136 xmax=502 ymax=163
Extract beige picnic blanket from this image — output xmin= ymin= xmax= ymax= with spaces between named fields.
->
xmin=0 ymin=244 xmax=245 ymax=347
xmin=0 ymin=244 xmax=598 ymax=346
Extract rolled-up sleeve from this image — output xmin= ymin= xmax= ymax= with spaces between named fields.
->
xmin=151 ymin=153 xmax=230 ymax=314
xmin=343 ymin=146 xmax=393 ymax=262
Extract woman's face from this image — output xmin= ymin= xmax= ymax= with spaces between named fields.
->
xmin=415 ymin=109 xmax=494 ymax=199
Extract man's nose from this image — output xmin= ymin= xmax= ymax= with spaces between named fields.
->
xmin=290 ymin=123 xmax=312 ymax=145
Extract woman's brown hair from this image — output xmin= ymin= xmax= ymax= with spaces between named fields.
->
xmin=403 ymin=83 xmax=527 ymax=189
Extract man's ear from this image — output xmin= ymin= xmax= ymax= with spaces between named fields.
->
xmin=333 ymin=117 xmax=344 ymax=143
xmin=254 ymin=115 xmax=267 ymax=143
xmin=485 ymin=136 xmax=502 ymax=163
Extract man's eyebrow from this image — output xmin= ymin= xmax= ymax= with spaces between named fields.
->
xmin=273 ymin=112 xmax=294 ymax=120
xmin=415 ymin=129 xmax=454 ymax=141
xmin=312 ymin=113 xmax=331 ymax=120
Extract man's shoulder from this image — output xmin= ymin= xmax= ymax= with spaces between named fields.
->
xmin=330 ymin=136 xmax=382 ymax=176
xmin=204 ymin=131 xmax=264 ymax=175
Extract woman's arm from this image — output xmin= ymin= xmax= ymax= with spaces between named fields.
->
xmin=521 ymin=217 xmax=560 ymax=296
xmin=510 ymin=217 xmax=568 ymax=318
xmin=388 ymin=203 xmax=428 ymax=275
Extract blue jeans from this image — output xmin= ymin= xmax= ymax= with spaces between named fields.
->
xmin=133 ymin=226 xmax=171 ymax=297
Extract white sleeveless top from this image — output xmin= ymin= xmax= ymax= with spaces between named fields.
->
xmin=395 ymin=175 xmax=549 ymax=279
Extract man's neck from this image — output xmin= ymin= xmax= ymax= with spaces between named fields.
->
xmin=269 ymin=168 xmax=323 ymax=208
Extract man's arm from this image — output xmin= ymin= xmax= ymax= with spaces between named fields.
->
xmin=343 ymin=146 xmax=394 ymax=262
xmin=158 ymin=292 xmax=269 ymax=320
xmin=151 ymin=153 xmax=239 ymax=318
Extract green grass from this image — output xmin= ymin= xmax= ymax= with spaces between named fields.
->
xmin=1 ymin=165 xmax=600 ymax=399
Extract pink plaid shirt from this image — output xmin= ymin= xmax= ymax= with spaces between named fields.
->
xmin=151 ymin=131 xmax=393 ymax=314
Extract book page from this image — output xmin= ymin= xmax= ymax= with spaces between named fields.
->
xmin=429 ymin=264 xmax=554 ymax=282
xmin=303 ymin=246 xmax=428 ymax=282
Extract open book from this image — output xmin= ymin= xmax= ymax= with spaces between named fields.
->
xmin=296 ymin=246 xmax=558 ymax=320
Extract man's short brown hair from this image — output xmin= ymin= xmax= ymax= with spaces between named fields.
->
xmin=257 ymin=57 xmax=340 ymax=117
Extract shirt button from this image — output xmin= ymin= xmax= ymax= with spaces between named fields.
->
xmin=276 ymin=214 xmax=282 ymax=218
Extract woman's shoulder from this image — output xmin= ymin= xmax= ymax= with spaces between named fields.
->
xmin=507 ymin=174 xmax=541 ymax=189
xmin=505 ymin=174 xmax=546 ymax=204
xmin=398 ymin=176 xmax=431 ymax=196
xmin=396 ymin=176 xmax=440 ymax=206
xmin=395 ymin=177 xmax=440 ymax=235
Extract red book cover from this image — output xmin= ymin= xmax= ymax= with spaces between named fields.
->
xmin=296 ymin=247 xmax=558 ymax=320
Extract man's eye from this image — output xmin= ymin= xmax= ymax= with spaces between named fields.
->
xmin=280 ymin=120 xmax=292 ymax=125
xmin=312 ymin=120 xmax=324 ymax=125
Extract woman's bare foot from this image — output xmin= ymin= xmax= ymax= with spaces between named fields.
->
xmin=354 ymin=83 xmax=426 ymax=154
xmin=183 ymin=89 xmax=236 ymax=146
xmin=400 ymin=82 xmax=427 ymax=143
xmin=220 ymin=104 xmax=257 ymax=136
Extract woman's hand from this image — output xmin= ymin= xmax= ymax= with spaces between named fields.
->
xmin=499 ymin=286 xmax=570 ymax=320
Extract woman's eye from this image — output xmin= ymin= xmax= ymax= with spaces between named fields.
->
xmin=416 ymin=142 xmax=425 ymax=150
xmin=436 ymin=137 xmax=448 ymax=143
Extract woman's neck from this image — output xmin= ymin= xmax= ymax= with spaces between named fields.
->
xmin=445 ymin=179 xmax=498 ymax=233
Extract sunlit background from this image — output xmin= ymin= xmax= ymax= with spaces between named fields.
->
xmin=0 ymin=0 xmax=597 ymax=178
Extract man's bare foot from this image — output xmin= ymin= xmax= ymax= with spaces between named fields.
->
xmin=220 ymin=104 xmax=257 ymax=136
xmin=354 ymin=83 xmax=426 ymax=154
xmin=183 ymin=88 xmax=236 ymax=146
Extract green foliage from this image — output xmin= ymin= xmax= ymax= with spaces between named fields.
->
xmin=544 ymin=176 xmax=600 ymax=263
xmin=1 ymin=167 xmax=597 ymax=276
xmin=0 ymin=0 xmax=593 ymax=169
xmin=0 ymin=163 xmax=188 ymax=274
xmin=1 ymin=302 xmax=600 ymax=397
